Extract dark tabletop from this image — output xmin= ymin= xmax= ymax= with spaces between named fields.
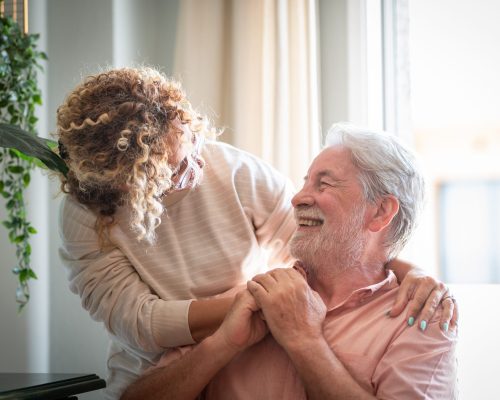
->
xmin=0 ymin=373 xmax=106 ymax=399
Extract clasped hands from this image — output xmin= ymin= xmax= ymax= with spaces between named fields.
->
xmin=216 ymin=266 xmax=324 ymax=355
xmin=214 ymin=265 xmax=457 ymax=356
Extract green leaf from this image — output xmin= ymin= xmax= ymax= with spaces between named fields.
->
xmin=2 ymin=220 xmax=13 ymax=229
xmin=28 ymin=268 xmax=37 ymax=279
xmin=27 ymin=226 xmax=37 ymax=234
xmin=32 ymin=94 xmax=42 ymax=105
xmin=19 ymin=268 xmax=28 ymax=281
xmin=7 ymin=165 xmax=24 ymax=174
xmin=22 ymin=173 xmax=30 ymax=186
xmin=45 ymin=139 xmax=58 ymax=150
xmin=14 ymin=235 xmax=25 ymax=243
xmin=0 ymin=123 xmax=68 ymax=176
xmin=9 ymin=148 xmax=35 ymax=163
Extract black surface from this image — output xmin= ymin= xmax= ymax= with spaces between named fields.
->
xmin=0 ymin=373 xmax=106 ymax=400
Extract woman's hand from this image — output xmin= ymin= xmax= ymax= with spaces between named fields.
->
xmin=388 ymin=266 xmax=458 ymax=332
xmin=295 ymin=258 xmax=458 ymax=334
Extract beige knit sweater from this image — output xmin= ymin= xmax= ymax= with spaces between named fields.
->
xmin=59 ymin=141 xmax=296 ymax=398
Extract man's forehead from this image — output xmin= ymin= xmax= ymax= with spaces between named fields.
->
xmin=307 ymin=145 xmax=355 ymax=176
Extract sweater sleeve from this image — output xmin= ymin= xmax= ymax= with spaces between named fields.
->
xmin=236 ymin=156 xmax=297 ymax=269
xmin=253 ymin=178 xmax=296 ymax=268
xmin=58 ymin=196 xmax=195 ymax=353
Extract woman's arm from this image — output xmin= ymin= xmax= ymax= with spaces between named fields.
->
xmin=60 ymin=198 xmax=198 ymax=352
xmin=188 ymin=297 xmax=234 ymax=342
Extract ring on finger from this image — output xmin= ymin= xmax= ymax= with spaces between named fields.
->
xmin=442 ymin=294 xmax=456 ymax=303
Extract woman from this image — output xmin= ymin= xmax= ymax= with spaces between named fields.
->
xmin=56 ymin=67 xmax=455 ymax=399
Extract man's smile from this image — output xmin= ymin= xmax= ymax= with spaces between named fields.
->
xmin=297 ymin=217 xmax=323 ymax=227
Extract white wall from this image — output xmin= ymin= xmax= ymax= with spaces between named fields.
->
xmin=450 ymin=284 xmax=500 ymax=400
xmin=0 ymin=211 xmax=31 ymax=371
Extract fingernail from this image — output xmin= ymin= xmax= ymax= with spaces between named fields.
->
xmin=407 ymin=317 xmax=415 ymax=326
xmin=443 ymin=322 xmax=449 ymax=332
xmin=420 ymin=320 xmax=427 ymax=331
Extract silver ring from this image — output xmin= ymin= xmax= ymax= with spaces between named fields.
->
xmin=442 ymin=294 xmax=455 ymax=303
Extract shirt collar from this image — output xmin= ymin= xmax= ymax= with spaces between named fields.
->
xmin=326 ymin=269 xmax=398 ymax=312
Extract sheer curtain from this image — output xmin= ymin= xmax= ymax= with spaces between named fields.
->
xmin=173 ymin=0 xmax=320 ymax=186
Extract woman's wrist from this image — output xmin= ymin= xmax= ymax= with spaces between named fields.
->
xmin=188 ymin=296 xmax=235 ymax=342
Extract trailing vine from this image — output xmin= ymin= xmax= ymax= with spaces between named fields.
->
xmin=0 ymin=10 xmax=47 ymax=309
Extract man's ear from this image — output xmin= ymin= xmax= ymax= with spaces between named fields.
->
xmin=367 ymin=195 xmax=399 ymax=233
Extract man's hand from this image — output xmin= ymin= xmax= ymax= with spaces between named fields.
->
xmin=216 ymin=289 xmax=268 ymax=352
xmin=388 ymin=267 xmax=458 ymax=332
xmin=247 ymin=268 xmax=327 ymax=350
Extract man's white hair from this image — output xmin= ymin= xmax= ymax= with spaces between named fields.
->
xmin=325 ymin=123 xmax=425 ymax=259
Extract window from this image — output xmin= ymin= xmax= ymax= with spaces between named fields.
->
xmin=439 ymin=180 xmax=500 ymax=283
xmin=406 ymin=0 xmax=500 ymax=281
xmin=395 ymin=1 xmax=500 ymax=398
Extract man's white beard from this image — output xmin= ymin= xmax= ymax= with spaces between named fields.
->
xmin=290 ymin=204 xmax=366 ymax=277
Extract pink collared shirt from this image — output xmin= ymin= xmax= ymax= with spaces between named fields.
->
xmin=204 ymin=270 xmax=458 ymax=399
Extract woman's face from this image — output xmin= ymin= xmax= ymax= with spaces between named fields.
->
xmin=167 ymin=118 xmax=204 ymax=192
xmin=168 ymin=118 xmax=193 ymax=168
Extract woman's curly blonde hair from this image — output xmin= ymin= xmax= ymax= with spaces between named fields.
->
xmin=56 ymin=67 xmax=212 ymax=244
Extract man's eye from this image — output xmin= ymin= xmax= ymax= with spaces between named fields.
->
xmin=320 ymin=181 xmax=333 ymax=187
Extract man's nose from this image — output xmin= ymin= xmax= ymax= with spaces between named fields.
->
xmin=291 ymin=187 xmax=314 ymax=208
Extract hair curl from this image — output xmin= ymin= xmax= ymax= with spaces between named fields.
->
xmin=56 ymin=67 xmax=214 ymax=244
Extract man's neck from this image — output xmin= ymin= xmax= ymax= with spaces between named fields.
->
xmin=306 ymin=257 xmax=387 ymax=309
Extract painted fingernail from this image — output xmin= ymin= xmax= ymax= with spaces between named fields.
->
xmin=407 ymin=317 xmax=415 ymax=326
xmin=420 ymin=320 xmax=427 ymax=331
xmin=443 ymin=322 xmax=449 ymax=332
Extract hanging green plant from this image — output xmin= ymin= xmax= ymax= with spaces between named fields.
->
xmin=0 ymin=10 xmax=48 ymax=309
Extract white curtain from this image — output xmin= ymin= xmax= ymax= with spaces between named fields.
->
xmin=174 ymin=0 xmax=321 ymax=187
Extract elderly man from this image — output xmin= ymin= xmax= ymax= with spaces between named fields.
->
xmin=121 ymin=124 xmax=457 ymax=400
